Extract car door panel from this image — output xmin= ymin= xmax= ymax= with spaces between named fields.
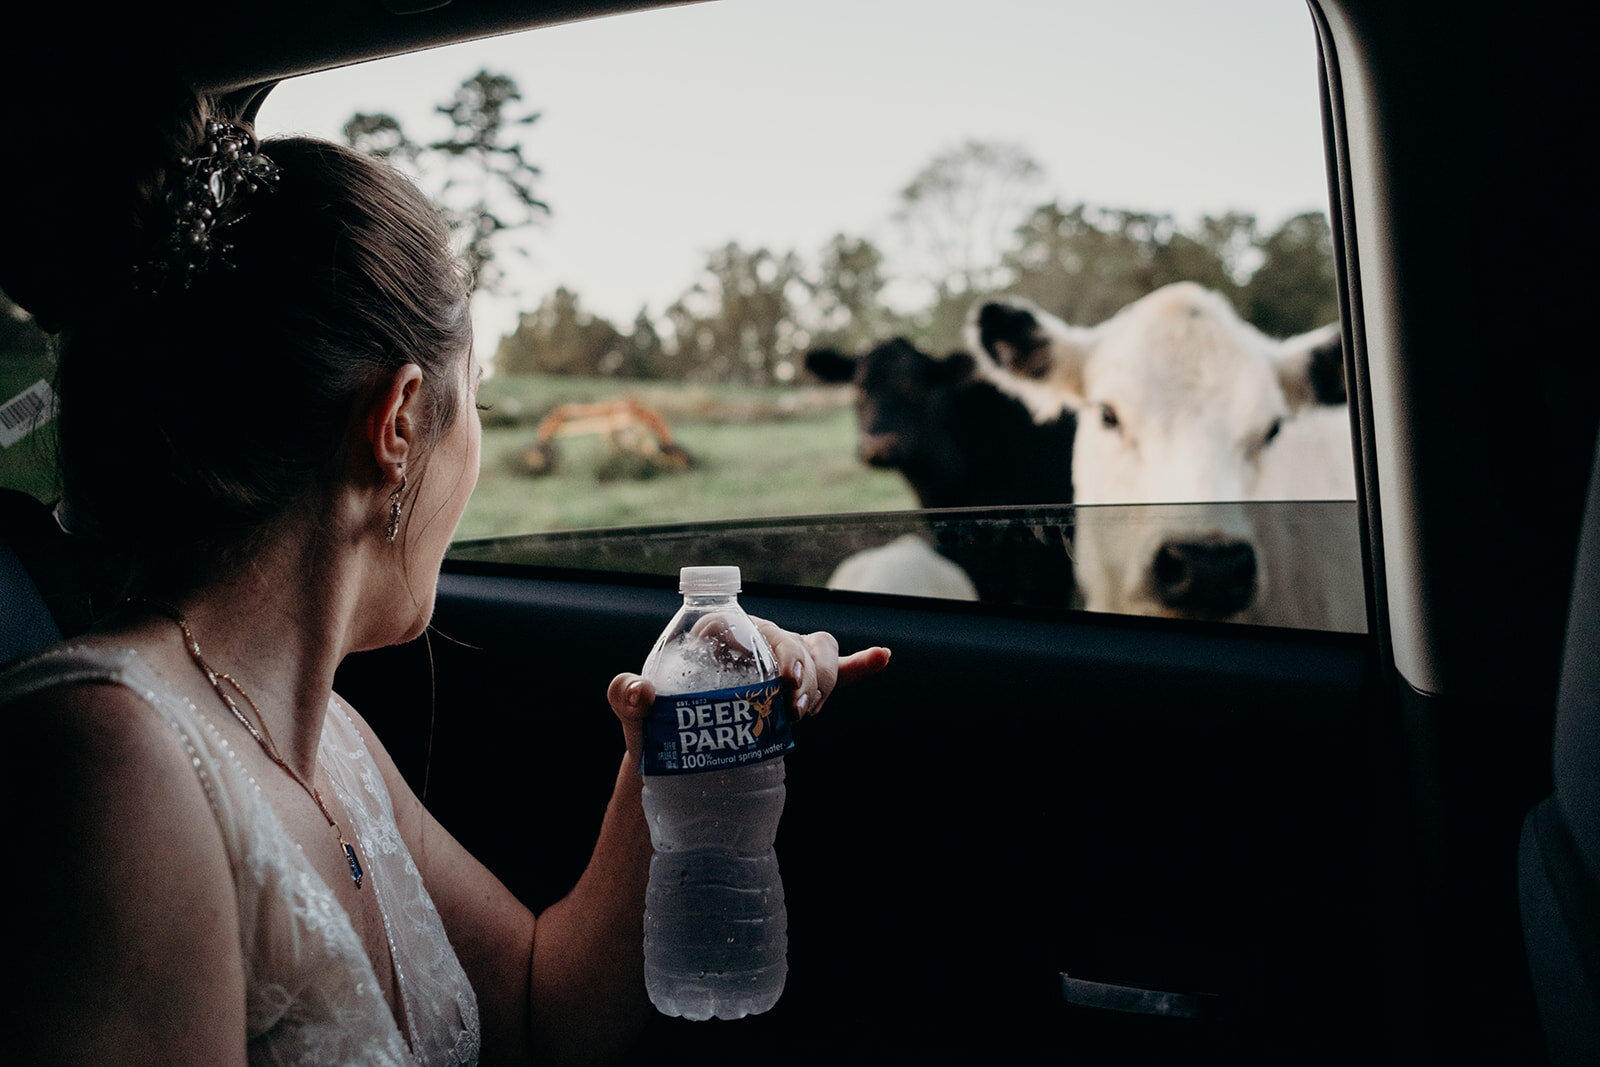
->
xmin=338 ymin=566 xmax=1381 ymax=1064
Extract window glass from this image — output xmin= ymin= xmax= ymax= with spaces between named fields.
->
xmin=263 ymin=0 xmax=1363 ymax=630
xmin=0 ymin=291 xmax=57 ymax=503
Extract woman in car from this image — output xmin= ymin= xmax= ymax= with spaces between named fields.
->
xmin=0 ymin=100 xmax=888 ymax=1064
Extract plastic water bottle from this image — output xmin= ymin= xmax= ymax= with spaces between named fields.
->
xmin=639 ymin=565 xmax=793 ymax=1020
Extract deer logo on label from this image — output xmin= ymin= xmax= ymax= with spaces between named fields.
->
xmin=748 ymin=685 xmax=779 ymax=738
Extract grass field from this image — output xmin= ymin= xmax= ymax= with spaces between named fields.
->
xmin=459 ymin=373 xmax=915 ymax=540
xmin=0 ymin=367 xmax=916 ymax=541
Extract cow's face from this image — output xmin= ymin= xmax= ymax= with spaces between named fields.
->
xmin=805 ymin=339 xmax=976 ymax=471
xmin=971 ymin=282 xmax=1350 ymax=620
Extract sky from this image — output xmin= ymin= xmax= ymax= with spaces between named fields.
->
xmin=256 ymin=0 xmax=1329 ymax=354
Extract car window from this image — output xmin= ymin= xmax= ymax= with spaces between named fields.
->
xmin=8 ymin=0 xmax=1362 ymax=632
xmin=0 ymin=291 xmax=57 ymax=504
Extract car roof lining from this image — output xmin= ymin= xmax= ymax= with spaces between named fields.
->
xmin=27 ymin=1 xmax=695 ymax=97
xmin=188 ymin=1 xmax=695 ymax=93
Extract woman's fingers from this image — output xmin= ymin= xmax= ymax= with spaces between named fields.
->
xmin=838 ymin=645 xmax=892 ymax=688
xmin=688 ymin=612 xmax=751 ymax=653
xmin=635 ymin=616 xmax=887 ymax=731
xmin=803 ymin=630 xmax=840 ymax=707
xmin=607 ymin=672 xmax=655 ymax=719
xmin=751 ymin=617 xmax=889 ymax=720
xmin=608 ymin=672 xmax=654 ymax=756
xmin=754 ymin=621 xmax=817 ymax=717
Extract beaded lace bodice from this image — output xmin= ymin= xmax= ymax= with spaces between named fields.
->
xmin=0 ymin=646 xmax=481 ymax=1066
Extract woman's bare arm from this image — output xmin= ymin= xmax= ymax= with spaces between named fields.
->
xmin=356 ymin=633 xmax=889 ymax=1064
xmin=344 ymin=693 xmax=650 ymax=1065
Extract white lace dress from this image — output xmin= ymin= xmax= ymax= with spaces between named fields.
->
xmin=0 ymin=645 xmax=482 ymax=1066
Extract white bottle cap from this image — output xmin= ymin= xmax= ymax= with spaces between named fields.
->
xmin=679 ymin=565 xmax=741 ymax=595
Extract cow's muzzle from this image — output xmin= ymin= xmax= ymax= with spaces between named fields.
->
xmin=1151 ymin=536 xmax=1257 ymax=617
xmin=857 ymin=432 xmax=902 ymax=467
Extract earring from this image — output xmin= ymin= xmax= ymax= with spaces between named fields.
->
xmin=385 ymin=474 xmax=407 ymax=543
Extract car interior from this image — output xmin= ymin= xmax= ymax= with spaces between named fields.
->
xmin=1 ymin=1 xmax=1595 ymax=1064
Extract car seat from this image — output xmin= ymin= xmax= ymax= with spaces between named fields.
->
xmin=1517 ymin=424 xmax=1600 ymax=1064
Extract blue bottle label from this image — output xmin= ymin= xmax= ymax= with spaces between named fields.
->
xmin=640 ymin=678 xmax=793 ymax=775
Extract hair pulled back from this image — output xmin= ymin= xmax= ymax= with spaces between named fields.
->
xmin=57 ymin=100 xmax=471 ymax=590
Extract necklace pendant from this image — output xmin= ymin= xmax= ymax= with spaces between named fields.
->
xmin=343 ymin=841 xmax=364 ymax=889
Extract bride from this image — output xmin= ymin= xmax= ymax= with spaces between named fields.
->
xmin=0 ymin=103 xmax=888 ymax=1065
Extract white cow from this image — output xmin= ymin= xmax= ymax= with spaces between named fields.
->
xmin=825 ymin=533 xmax=979 ymax=601
xmin=968 ymin=282 xmax=1363 ymax=629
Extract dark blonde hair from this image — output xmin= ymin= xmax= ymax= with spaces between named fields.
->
xmin=57 ymin=103 xmax=472 ymax=590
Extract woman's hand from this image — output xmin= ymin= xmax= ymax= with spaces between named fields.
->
xmin=752 ymin=618 xmax=891 ymax=719
xmin=560 ymin=624 xmax=888 ymax=1060
xmin=606 ymin=623 xmax=891 ymax=757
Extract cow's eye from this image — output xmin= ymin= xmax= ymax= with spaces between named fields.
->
xmin=1262 ymin=418 xmax=1283 ymax=447
xmin=1100 ymin=404 xmax=1121 ymax=432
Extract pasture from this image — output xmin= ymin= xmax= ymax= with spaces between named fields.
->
xmin=459 ymin=373 xmax=915 ymax=541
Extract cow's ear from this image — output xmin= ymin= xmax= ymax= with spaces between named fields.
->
xmin=965 ymin=298 xmax=1089 ymax=406
xmin=805 ymin=348 xmax=858 ymax=383
xmin=1275 ymin=324 xmax=1346 ymax=408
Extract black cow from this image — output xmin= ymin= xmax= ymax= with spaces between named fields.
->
xmin=805 ymin=337 xmax=1076 ymax=605
xmin=805 ymin=338 xmax=1076 ymax=510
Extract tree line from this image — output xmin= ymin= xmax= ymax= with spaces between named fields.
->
xmin=343 ymin=73 xmax=1338 ymax=388
xmin=492 ymin=198 xmax=1338 ymax=387
xmin=342 ymin=73 xmax=1337 ymax=386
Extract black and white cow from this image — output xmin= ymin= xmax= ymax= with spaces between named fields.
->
xmin=805 ymin=338 xmax=1077 ymax=510
xmin=805 ymin=338 xmax=1076 ymax=604
xmin=968 ymin=282 xmax=1362 ymax=629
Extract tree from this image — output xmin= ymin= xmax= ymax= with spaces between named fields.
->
xmin=341 ymin=112 xmax=418 ymax=167
xmin=1155 ymin=211 xmax=1259 ymax=306
xmin=1000 ymin=203 xmax=1278 ymax=330
xmin=344 ymin=69 xmax=548 ymax=296
xmin=617 ymin=308 xmax=667 ymax=380
xmin=663 ymin=243 xmax=809 ymax=385
xmin=893 ymin=140 xmax=1046 ymax=301
xmin=494 ymin=287 xmax=625 ymax=377
xmin=1000 ymin=202 xmax=1169 ymax=325
xmin=1244 ymin=211 xmax=1339 ymax=336
xmin=805 ymin=234 xmax=899 ymax=355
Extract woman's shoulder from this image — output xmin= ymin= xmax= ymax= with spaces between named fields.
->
xmin=2 ymin=637 xmax=139 ymax=682
xmin=3 ymin=630 xmax=203 ymax=705
xmin=2 ymin=638 xmax=215 ymax=814
xmin=5 ymin=640 xmax=151 ymax=725
xmin=3 ymin=640 xmax=249 ymax=1062
xmin=2 ymin=637 xmax=240 ymax=917
xmin=6 ymin=640 xmax=199 ymax=783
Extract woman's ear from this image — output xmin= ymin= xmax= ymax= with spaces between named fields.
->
xmin=365 ymin=364 xmax=426 ymax=477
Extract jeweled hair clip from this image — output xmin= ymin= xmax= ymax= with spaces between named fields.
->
xmin=134 ymin=120 xmax=281 ymax=293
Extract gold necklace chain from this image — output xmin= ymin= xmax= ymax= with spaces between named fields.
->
xmin=133 ymin=598 xmax=364 ymax=890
